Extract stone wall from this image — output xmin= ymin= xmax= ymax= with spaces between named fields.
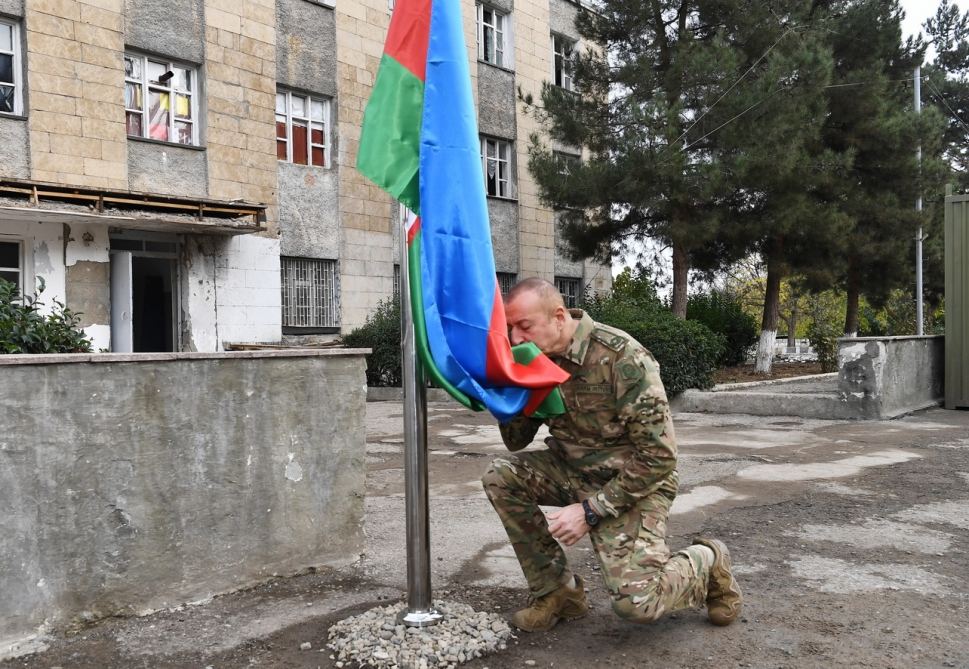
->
xmin=25 ymin=0 xmax=128 ymax=189
xmin=0 ymin=349 xmax=368 ymax=651
xmin=838 ymin=336 xmax=945 ymax=419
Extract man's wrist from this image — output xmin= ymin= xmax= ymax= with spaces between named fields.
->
xmin=581 ymin=499 xmax=600 ymax=527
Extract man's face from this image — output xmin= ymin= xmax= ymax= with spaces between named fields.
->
xmin=505 ymin=290 xmax=563 ymax=354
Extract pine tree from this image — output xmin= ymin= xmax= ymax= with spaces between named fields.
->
xmin=525 ymin=0 xmax=788 ymax=318
xmin=814 ymin=0 xmax=942 ymax=336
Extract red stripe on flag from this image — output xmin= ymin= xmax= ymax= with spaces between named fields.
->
xmin=384 ymin=0 xmax=432 ymax=82
xmin=484 ymin=284 xmax=570 ymax=387
xmin=407 ymin=217 xmax=422 ymax=244
xmin=522 ymin=386 xmax=554 ymax=416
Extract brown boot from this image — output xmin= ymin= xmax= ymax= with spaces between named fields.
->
xmin=693 ymin=538 xmax=743 ymax=626
xmin=512 ymin=575 xmax=589 ymax=632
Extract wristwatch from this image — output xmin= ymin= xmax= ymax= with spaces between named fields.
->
xmin=581 ymin=499 xmax=600 ymax=527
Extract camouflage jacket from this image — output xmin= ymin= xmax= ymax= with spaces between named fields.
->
xmin=499 ymin=310 xmax=679 ymax=518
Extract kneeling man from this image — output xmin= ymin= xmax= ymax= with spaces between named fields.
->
xmin=482 ymin=278 xmax=742 ymax=631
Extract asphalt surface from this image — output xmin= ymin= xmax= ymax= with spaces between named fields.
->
xmin=3 ymin=402 xmax=969 ymax=669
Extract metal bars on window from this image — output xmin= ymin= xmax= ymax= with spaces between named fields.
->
xmin=276 ymin=90 xmax=331 ymax=167
xmin=497 ymin=272 xmax=517 ymax=296
xmin=124 ymin=52 xmax=197 ymax=145
xmin=481 ymin=137 xmax=511 ymax=198
xmin=555 ymin=276 xmax=580 ymax=308
xmin=0 ymin=20 xmax=20 ymax=115
xmin=281 ymin=257 xmax=339 ymax=328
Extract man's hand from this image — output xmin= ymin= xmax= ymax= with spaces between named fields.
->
xmin=547 ymin=503 xmax=590 ymax=546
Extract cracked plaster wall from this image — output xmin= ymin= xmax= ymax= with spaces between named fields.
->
xmin=0 ymin=352 xmax=367 ymax=648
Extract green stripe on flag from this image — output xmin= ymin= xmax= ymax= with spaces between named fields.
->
xmin=408 ymin=231 xmax=486 ymax=412
xmin=511 ymin=342 xmax=566 ymax=417
xmin=357 ymin=54 xmax=424 ymax=215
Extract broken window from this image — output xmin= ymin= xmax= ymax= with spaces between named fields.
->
xmin=0 ymin=239 xmax=23 ymax=293
xmin=276 ymin=89 xmax=331 ymax=167
xmin=551 ymin=34 xmax=575 ymax=91
xmin=555 ymin=276 xmax=581 ymax=308
xmin=477 ymin=5 xmax=510 ymax=68
xmin=281 ymin=257 xmax=339 ymax=331
xmin=481 ymin=136 xmax=512 ymax=198
xmin=0 ymin=20 xmax=21 ymax=115
xmin=124 ymin=52 xmax=197 ymax=145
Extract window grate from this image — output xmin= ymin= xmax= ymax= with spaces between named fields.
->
xmin=281 ymin=257 xmax=339 ymax=328
xmin=555 ymin=276 xmax=580 ymax=308
xmin=497 ymin=272 xmax=517 ymax=296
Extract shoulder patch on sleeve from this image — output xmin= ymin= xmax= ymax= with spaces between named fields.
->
xmin=591 ymin=326 xmax=629 ymax=353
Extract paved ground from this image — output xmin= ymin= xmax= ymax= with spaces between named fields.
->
xmin=4 ymin=402 xmax=969 ymax=668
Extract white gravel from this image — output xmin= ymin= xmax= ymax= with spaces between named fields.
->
xmin=327 ymin=600 xmax=513 ymax=669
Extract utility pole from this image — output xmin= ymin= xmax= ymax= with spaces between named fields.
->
xmin=915 ymin=66 xmax=924 ymax=336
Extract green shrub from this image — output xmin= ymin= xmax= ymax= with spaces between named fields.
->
xmin=585 ymin=296 xmax=723 ymax=394
xmin=0 ymin=278 xmax=93 ymax=354
xmin=806 ymin=319 xmax=839 ymax=372
xmin=686 ymin=290 xmax=758 ymax=367
xmin=342 ymin=297 xmax=402 ymax=386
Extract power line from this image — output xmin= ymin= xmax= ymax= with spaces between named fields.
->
xmin=923 ymin=76 xmax=969 ymax=137
xmin=669 ymin=25 xmax=804 ymax=151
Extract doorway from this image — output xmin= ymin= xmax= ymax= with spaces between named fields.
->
xmin=110 ymin=233 xmax=180 ymax=352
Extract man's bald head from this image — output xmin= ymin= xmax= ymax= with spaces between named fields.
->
xmin=505 ymin=277 xmax=565 ymax=315
xmin=504 ymin=277 xmax=576 ymax=355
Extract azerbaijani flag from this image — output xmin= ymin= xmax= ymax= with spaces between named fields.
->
xmin=356 ymin=0 xmax=569 ymax=422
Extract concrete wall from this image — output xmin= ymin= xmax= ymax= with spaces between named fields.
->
xmin=278 ymin=162 xmax=340 ymax=259
xmin=0 ymin=0 xmax=24 ymax=17
xmin=477 ymin=65 xmax=516 ymax=138
xmin=838 ymin=336 xmax=945 ymax=419
xmin=124 ymin=0 xmax=205 ymax=64
xmin=127 ymin=141 xmax=208 ymax=198
xmin=488 ymin=197 xmax=520 ymax=274
xmin=276 ymin=0 xmax=337 ymax=97
xmin=0 ymin=349 xmax=368 ymax=651
xmin=0 ymin=118 xmax=30 ymax=178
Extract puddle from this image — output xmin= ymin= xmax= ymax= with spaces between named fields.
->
xmin=670 ymin=485 xmax=749 ymax=514
xmin=737 ymin=450 xmax=920 ymax=482
xmin=789 ymin=519 xmax=952 ymax=554
xmin=788 ymin=555 xmax=949 ymax=595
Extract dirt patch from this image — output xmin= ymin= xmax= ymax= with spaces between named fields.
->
xmin=714 ymin=362 xmax=826 ymax=384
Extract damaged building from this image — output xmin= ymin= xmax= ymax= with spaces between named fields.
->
xmin=0 ymin=0 xmax=610 ymax=353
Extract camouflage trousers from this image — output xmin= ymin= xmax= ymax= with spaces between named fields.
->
xmin=482 ymin=450 xmax=714 ymax=624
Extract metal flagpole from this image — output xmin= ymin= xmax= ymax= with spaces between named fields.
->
xmin=915 ymin=66 xmax=924 ymax=336
xmin=397 ymin=204 xmax=442 ymax=627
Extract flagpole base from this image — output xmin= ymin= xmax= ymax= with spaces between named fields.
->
xmin=397 ymin=608 xmax=443 ymax=628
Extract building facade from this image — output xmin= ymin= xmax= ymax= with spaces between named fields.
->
xmin=0 ymin=0 xmax=610 ymax=352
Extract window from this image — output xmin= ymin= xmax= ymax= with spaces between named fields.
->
xmin=477 ymin=5 xmax=510 ymax=68
xmin=276 ymin=89 xmax=331 ymax=167
xmin=555 ymin=276 xmax=581 ymax=308
xmin=497 ymin=272 xmax=516 ymax=296
xmin=0 ymin=239 xmax=23 ymax=293
xmin=281 ymin=257 xmax=339 ymax=330
xmin=554 ymin=151 xmax=581 ymax=176
xmin=0 ymin=19 xmax=21 ymax=115
xmin=393 ymin=263 xmax=400 ymax=297
xmin=551 ymin=34 xmax=575 ymax=91
xmin=481 ymin=137 xmax=512 ymax=198
xmin=124 ymin=53 xmax=198 ymax=145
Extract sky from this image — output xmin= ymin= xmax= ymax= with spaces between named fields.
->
xmin=900 ymin=0 xmax=942 ymax=48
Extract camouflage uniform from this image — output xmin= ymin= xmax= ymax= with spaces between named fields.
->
xmin=482 ymin=310 xmax=715 ymax=623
